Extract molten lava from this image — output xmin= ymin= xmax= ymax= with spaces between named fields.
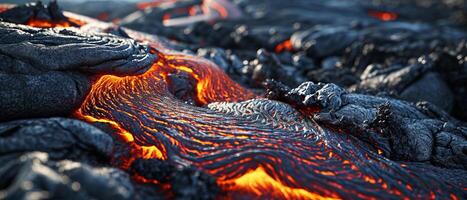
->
xmin=275 ymin=39 xmax=294 ymax=53
xmin=24 ymin=16 xmax=85 ymax=28
xmin=368 ymin=10 xmax=398 ymax=21
xmin=75 ymin=36 xmax=462 ymax=199
xmin=221 ymin=166 xmax=338 ymax=199
xmin=26 ymin=18 xmax=72 ymax=28
xmin=137 ymin=0 xmax=178 ymax=10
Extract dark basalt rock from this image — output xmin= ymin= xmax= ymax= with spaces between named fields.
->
xmin=171 ymin=166 xmax=219 ymax=200
xmin=0 ymin=117 xmax=136 ymax=199
xmin=228 ymin=49 xmax=304 ymax=88
xmin=167 ymin=72 xmax=198 ymax=105
xmin=0 ymin=0 xmax=72 ymax=25
xmin=0 ymin=22 xmax=156 ymax=121
xmin=122 ymin=0 xmax=465 ymax=123
xmin=0 ymin=71 xmax=91 ymax=122
xmin=0 ymin=117 xmax=113 ymax=163
xmin=267 ymin=81 xmax=467 ymax=169
xmin=144 ymin=0 xmax=466 ymax=122
xmin=0 ymin=118 xmax=172 ymax=200
xmin=130 ymin=158 xmax=219 ymax=200
xmin=130 ymin=158 xmax=174 ymax=183
xmin=353 ymin=57 xmax=455 ymax=111
xmin=0 ymin=22 xmax=155 ymax=74
xmin=0 ymin=152 xmax=134 ymax=200
xmin=60 ymin=1 xmax=137 ymax=22
xmin=291 ymin=26 xmax=358 ymax=58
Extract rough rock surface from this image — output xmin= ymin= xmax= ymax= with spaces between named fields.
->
xmin=0 ymin=118 xmax=132 ymax=199
xmin=0 ymin=22 xmax=156 ymax=121
xmin=130 ymin=158 xmax=219 ymax=200
xmin=122 ymin=0 xmax=467 ymax=122
xmin=0 ymin=22 xmax=155 ymax=74
xmin=0 ymin=0 xmax=71 ymax=25
xmin=0 ymin=118 xmax=170 ymax=200
xmin=0 ymin=117 xmax=113 ymax=161
xmin=0 ymin=152 xmax=133 ymax=200
xmin=267 ymin=81 xmax=467 ymax=169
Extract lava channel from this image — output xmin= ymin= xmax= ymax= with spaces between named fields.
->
xmin=75 ymin=38 xmax=463 ymax=200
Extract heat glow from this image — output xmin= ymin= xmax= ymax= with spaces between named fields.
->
xmin=368 ymin=10 xmax=398 ymax=21
xmin=26 ymin=17 xmax=85 ymax=28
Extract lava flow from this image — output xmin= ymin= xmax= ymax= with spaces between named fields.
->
xmin=11 ymin=3 xmax=460 ymax=199
xmin=74 ymin=32 xmax=462 ymax=200
xmin=0 ymin=1 xmax=465 ymax=199
xmin=25 ymin=18 xmax=74 ymax=28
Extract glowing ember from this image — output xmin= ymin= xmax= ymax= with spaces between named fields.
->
xmin=26 ymin=18 xmax=73 ymax=28
xmin=0 ymin=5 xmax=12 ymax=13
xmin=0 ymin=2 xmax=85 ymax=28
xmin=368 ymin=10 xmax=398 ymax=21
xmin=137 ymin=0 xmax=177 ymax=10
xmin=275 ymin=39 xmax=294 ymax=53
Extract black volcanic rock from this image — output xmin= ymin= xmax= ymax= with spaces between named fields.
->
xmin=0 ymin=152 xmax=134 ymax=200
xmin=291 ymin=26 xmax=358 ymax=58
xmin=130 ymin=158 xmax=174 ymax=183
xmin=171 ymin=166 xmax=219 ymax=200
xmin=0 ymin=118 xmax=113 ymax=162
xmin=353 ymin=57 xmax=455 ymax=111
xmin=0 ymin=118 xmax=137 ymax=199
xmin=0 ymin=22 xmax=155 ymax=75
xmin=130 ymin=158 xmax=219 ymax=200
xmin=267 ymin=81 xmax=467 ymax=169
xmin=0 ymin=22 xmax=156 ymax=121
xmin=0 ymin=0 xmax=71 ymax=25
xmin=0 ymin=71 xmax=91 ymax=122
xmin=143 ymin=0 xmax=466 ymax=122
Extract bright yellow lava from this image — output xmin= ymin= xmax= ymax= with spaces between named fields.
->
xmin=223 ymin=166 xmax=340 ymax=200
xmin=76 ymin=112 xmax=166 ymax=161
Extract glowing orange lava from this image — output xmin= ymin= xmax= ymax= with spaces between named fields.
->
xmin=275 ymin=39 xmax=294 ymax=53
xmin=26 ymin=18 xmax=71 ymax=28
xmin=137 ymin=0 xmax=177 ymax=10
xmin=220 ymin=166 xmax=339 ymax=200
xmin=75 ymin=40 xmax=463 ymax=199
xmin=0 ymin=4 xmax=86 ymax=28
xmin=368 ymin=10 xmax=398 ymax=21
xmin=76 ymin=43 xmax=463 ymax=198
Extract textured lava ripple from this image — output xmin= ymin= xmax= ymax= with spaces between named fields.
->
xmin=77 ymin=48 xmax=464 ymax=199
